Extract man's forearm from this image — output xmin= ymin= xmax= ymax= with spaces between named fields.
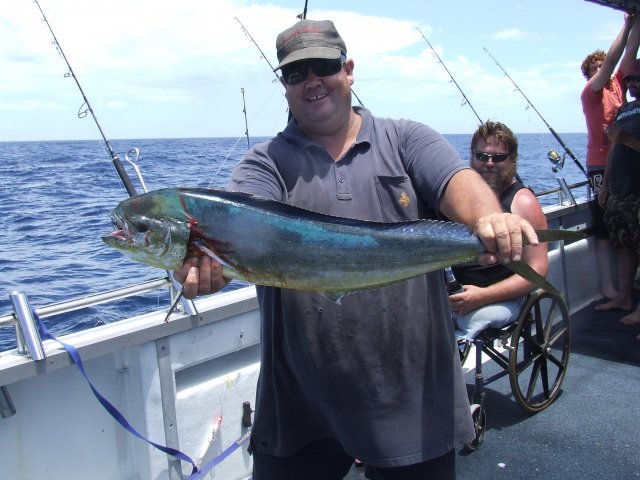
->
xmin=439 ymin=169 xmax=501 ymax=227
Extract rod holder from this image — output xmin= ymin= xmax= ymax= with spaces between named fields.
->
xmin=0 ymin=386 xmax=16 ymax=419
xmin=15 ymin=323 xmax=27 ymax=356
xmin=169 ymin=277 xmax=198 ymax=317
xmin=556 ymin=177 xmax=577 ymax=206
xmin=10 ymin=292 xmax=45 ymax=361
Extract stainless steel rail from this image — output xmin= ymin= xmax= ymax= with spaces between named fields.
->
xmin=535 ymin=179 xmax=589 ymax=197
xmin=0 ymin=277 xmax=170 ymax=327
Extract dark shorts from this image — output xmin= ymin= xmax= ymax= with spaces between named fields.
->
xmin=604 ymin=193 xmax=640 ymax=256
xmin=588 ymin=170 xmax=610 ymax=239
xmin=251 ymin=438 xmax=456 ymax=480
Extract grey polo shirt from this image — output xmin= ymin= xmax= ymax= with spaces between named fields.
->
xmin=228 ymin=107 xmax=475 ymax=466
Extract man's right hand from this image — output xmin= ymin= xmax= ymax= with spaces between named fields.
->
xmin=173 ymin=256 xmax=230 ymax=299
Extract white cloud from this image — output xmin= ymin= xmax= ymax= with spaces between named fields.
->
xmin=492 ymin=28 xmax=527 ymax=41
xmin=0 ymin=0 xmax=618 ymax=139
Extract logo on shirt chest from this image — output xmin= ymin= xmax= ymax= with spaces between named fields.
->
xmin=399 ymin=192 xmax=411 ymax=207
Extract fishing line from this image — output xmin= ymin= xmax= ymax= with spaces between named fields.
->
xmin=483 ymin=47 xmax=588 ymax=178
xmin=33 ymin=0 xmax=139 ymax=196
xmin=205 ymin=136 xmax=244 ymax=189
xmin=204 ymin=79 xmax=285 ymax=190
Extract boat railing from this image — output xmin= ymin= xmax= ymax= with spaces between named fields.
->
xmin=0 ymin=278 xmax=171 ymax=328
xmin=1 ymin=278 xmax=173 ymax=360
xmin=534 ymin=179 xmax=591 ymax=207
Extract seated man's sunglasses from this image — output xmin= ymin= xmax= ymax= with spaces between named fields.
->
xmin=473 ymin=151 xmax=511 ymax=163
xmin=281 ymin=56 xmax=346 ymax=85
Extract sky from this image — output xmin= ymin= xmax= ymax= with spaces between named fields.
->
xmin=0 ymin=0 xmax=634 ymax=141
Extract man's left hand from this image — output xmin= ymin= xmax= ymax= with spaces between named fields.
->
xmin=475 ymin=212 xmax=538 ymax=265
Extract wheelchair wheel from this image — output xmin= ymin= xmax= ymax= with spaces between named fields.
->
xmin=463 ymin=403 xmax=486 ymax=452
xmin=508 ymin=289 xmax=571 ymax=413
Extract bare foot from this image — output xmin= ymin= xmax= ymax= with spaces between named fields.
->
xmin=636 ymin=333 xmax=640 ymax=341
xmin=620 ymin=310 xmax=640 ymax=325
xmin=595 ymin=298 xmax=633 ymax=311
xmin=601 ymin=288 xmax=618 ymax=301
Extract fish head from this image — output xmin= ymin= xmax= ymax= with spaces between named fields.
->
xmin=102 ymin=190 xmax=191 ymax=271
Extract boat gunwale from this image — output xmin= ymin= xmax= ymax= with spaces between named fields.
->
xmin=0 ymin=286 xmax=258 ymax=386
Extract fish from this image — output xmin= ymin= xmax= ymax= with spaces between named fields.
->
xmin=102 ymin=187 xmax=584 ymax=301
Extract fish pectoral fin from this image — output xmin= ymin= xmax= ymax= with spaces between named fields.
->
xmin=193 ymin=240 xmax=231 ymax=268
xmin=506 ymin=260 xmax=562 ymax=298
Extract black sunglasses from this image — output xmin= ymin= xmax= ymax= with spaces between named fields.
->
xmin=473 ymin=151 xmax=511 ymax=163
xmin=626 ymin=75 xmax=640 ymax=83
xmin=281 ymin=56 xmax=345 ymax=85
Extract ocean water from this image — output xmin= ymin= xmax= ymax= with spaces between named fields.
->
xmin=0 ymin=133 xmax=589 ymax=351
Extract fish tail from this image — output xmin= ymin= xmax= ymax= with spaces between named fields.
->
xmin=506 ymin=260 xmax=562 ymax=298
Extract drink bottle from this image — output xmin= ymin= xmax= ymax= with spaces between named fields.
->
xmin=444 ymin=266 xmax=464 ymax=295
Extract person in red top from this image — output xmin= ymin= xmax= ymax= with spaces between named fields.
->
xmin=581 ymin=13 xmax=640 ymax=301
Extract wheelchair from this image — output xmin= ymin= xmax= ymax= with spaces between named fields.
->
xmin=457 ymin=288 xmax=571 ymax=451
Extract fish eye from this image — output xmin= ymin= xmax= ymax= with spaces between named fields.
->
xmin=134 ymin=222 xmax=149 ymax=233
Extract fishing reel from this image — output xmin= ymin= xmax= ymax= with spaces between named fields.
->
xmin=547 ymin=149 xmax=565 ymax=173
xmin=547 ymin=149 xmax=577 ymax=206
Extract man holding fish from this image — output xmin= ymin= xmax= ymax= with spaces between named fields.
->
xmin=175 ymin=19 xmax=540 ymax=480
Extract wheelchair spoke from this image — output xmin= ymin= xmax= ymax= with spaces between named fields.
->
xmin=525 ymin=356 xmax=544 ymax=401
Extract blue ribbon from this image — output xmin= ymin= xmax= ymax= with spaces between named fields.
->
xmin=35 ymin=312 xmax=251 ymax=479
xmin=191 ymin=429 xmax=253 ymax=479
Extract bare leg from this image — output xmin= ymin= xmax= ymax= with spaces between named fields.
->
xmin=596 ymin=245 xmax=638 ymax=312
xmin=596 ymin=239 xmax=618 ymax=300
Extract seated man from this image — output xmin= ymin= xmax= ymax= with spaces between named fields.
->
xmin=449 ymin=121 xmax=549 ymax=340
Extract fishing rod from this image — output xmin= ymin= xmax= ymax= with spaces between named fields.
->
xmin=415 ymin=29 xmax=531 ymax=184
xmin=34 ymin=0 xmax=138 ymax=196
xmin=35 ymin=0 xmax=198 ymax=318
xmin=417 ymin=28 xmax=484 ymax=125
xmin=235 ymin=17 xmax=281 ymax=84
xmin=241 ymin=88 xmax=250 ymax=149
xmin=483 ymin=47 xmax=588 ymax=178
xmin=297 ymin=0 xmax=309 ymax=19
